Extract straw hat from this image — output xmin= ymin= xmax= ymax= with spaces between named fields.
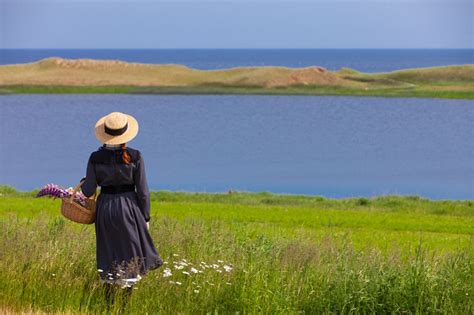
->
xmin=95 ymin=112 xmax=139 ymax=145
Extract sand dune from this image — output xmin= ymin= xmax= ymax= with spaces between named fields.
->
xmin=0 ymin=57 xmax=361 ymax=88
xmin=0 ymin=58 xmax=472 ymax=99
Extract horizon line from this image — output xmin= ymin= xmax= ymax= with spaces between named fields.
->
xmin=1 ymin=47 xmax=473 ymax=50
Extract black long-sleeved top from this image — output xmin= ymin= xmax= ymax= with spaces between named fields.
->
xmin=81 ymin=145 xmax=151 ymax=222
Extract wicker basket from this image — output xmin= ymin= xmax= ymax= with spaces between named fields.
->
xmin=61 ymin=181 xmax=97 ymax=224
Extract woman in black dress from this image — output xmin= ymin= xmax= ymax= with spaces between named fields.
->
xmin=80 ymin=112 xmax=163 ymax=306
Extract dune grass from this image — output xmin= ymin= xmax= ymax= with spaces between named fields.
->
xmin=0 ymin=58 xmax=473 ymax=99
xmin=2 ymin=84 xmax=473 ymax=99
xmin=0 ymin=185 xmax=473 ymax=314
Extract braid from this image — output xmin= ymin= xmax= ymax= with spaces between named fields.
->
xmin=121 ymin=143 xmax=131 ymax=164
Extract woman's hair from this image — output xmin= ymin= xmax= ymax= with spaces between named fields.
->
xmin=121 ymin=143 xmax=131 ymax=164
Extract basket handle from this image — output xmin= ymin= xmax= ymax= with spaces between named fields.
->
xmin=91 ymin=186 xmax=97 ymax=200
xmin=69 ymin=181 xmax=84 ymax=201
xmin=70 ymin=181 xmax=98 ymax=201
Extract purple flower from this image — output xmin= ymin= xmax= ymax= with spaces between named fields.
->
xmin=36 ymin=183 xmax=86 ymax=206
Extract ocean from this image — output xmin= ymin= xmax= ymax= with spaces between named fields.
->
xmin=1 ymin=49 xmax=472 ymax=72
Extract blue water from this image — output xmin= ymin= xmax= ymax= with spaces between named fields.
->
xmin=1 ymin=95 xmax=473 ymax=199
xmin=1 ymin=49 xmax=472 ymax=72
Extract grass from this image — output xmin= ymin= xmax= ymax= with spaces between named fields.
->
xmin=1 ymin=185 xmax=473 ymax=314
xmin=0 ymin=58 xmax=473 ymax=99
xmin=2 ymin=84 xmax=473 ymax=100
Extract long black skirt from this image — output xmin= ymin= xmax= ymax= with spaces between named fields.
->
xmin=94 ymin=191 xmax=163 ymax=284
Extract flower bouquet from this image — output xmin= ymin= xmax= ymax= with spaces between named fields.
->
xmin=36 ymin=183 xmax=87 ymax=206
xmin=36 ymin=182 xmax=96 ymax=224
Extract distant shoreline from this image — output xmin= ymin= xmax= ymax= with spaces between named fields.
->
xmin=1 ymin=58 xmax=473 ymax=99
xmin=2 ymin=184 xmax=473 ymax=202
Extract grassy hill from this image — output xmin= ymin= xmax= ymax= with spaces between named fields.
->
xmin=0 ymin=58 xmax=473 ymax=99
xmin=1 ymin=186 xmax=473 ymax=313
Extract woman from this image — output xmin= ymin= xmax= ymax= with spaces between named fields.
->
xmin=80 ymin=111 xmax=164 ymax=305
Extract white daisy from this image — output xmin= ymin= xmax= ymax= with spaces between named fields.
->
xmin=163 ymin=268 xmax=172 ymax=277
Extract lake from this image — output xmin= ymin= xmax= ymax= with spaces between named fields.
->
xmin=0 ymin=94 xmax=472 ymax=199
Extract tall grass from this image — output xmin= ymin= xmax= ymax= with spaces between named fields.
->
xmin=1 ymin=186 xmax=473 ymax=313
xmin=1 ymin=214 xmax=472 ymax=314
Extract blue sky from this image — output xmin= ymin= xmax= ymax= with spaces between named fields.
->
xmin=1 ymin=0 xmax=472 ymax=49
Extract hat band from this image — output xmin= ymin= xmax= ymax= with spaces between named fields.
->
xmin=104 ymin=122 xmax=128 ymax=136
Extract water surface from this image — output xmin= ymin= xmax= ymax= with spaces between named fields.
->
xmin=1 ymin=49 xmax=472 ymax=72
xmin=1 ymin=95 xmax=472 ymax=199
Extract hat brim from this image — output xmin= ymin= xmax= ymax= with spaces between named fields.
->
xmin=95 ymin=114 xmax=139 ymax=145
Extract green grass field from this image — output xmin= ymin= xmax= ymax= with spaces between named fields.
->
xmin=1 ymin=185 xmax=473 ymax=314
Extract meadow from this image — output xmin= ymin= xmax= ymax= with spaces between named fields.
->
xmin=0 ymin=185 xmax=473 ymax=314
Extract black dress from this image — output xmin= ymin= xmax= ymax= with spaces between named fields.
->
xmin=81 ymin=145 xmax=163 ymax=285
